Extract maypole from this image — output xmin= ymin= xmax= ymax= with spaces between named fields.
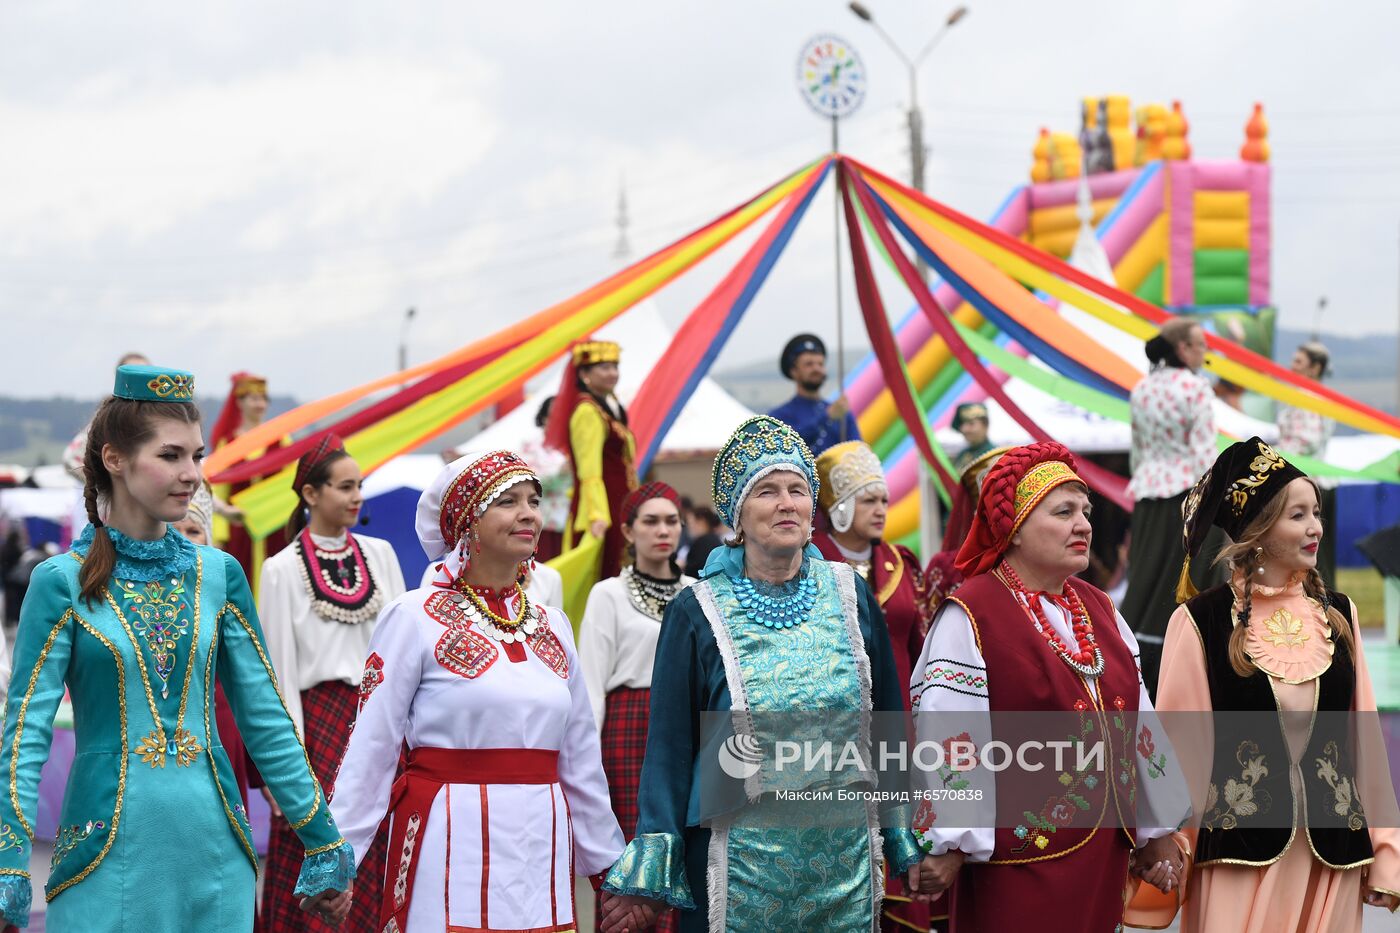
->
xmin=797 ymin=34 xmax=865 ymax=439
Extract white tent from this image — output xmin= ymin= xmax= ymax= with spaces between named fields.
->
xmin=464 ymin=298 xmax=755 ymax=457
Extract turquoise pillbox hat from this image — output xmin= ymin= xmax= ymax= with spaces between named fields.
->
xmin=113 ymin=365 xmax=196 ymax=402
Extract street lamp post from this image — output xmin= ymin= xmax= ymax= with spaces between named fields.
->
xmin=850 ymin=2 xmax=968 ymax=561
xmin=398 ymin=306 xmax=417 ymax=372
xmin=850 ymin=3 xmax=967 ymax=279
xmin=1312 ymin=295 xmax=1327 ymax=342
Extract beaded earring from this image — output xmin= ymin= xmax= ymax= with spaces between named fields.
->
xmin=1254 ymin=546 xmax=1266 ymax=575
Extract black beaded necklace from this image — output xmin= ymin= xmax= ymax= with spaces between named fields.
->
xmin=622 ymin=565 xmax=684 ymax=621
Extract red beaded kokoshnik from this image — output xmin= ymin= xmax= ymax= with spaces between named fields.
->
xmin=997 ymin=560 xmax=1105 ymax=677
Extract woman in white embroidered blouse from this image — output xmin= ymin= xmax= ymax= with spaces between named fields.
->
xmin=329 ymin=449 xmax=626 ymax=933
xmin=1121 ymin=318 xmax=1221 ymax=697
xmin=256 ymin=435 xmax=406 ymax=931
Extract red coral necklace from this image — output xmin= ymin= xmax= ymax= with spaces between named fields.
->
xmin=998 ymin=560 xmax=1104 ymax=677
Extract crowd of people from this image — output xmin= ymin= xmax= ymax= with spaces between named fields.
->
xmin=0 ymin=325 xmax=1394 ymax=933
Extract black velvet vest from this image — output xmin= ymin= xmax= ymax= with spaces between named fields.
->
xmin=1184 ymin=584 xmax=1373 ymax=868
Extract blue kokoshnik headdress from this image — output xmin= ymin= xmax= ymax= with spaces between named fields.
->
xmin=705 ymin=414 xmax=824 ymax=604
xmin=711 ymin=415 xmax=819 ymax=529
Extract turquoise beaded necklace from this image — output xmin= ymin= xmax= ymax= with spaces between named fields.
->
xmin=731 ymin=555 xmax=817 ymax=629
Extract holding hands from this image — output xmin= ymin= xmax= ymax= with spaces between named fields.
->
xmin=597 ymin=892 xmax=660 ymax=932
xmin=1131 ymin=835 xmax=1184 ymax=895
xmin=300 ymin=883 xmax=353 ymax=927
xmin=907 ymin=850 xmax=964 ymax=902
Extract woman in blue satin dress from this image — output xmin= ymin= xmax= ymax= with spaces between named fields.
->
xmin=0 ymin=365 xmax=353 ymax=931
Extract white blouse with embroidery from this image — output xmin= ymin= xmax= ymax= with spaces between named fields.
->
xmin=330 ymin=588 xmax=623 ymax=931
xmin=1128 ymin=365 xmax=1217 ymax=501
xmin=576 ymin=573 xmax=694 ymax=734
xmin=258 ymin=531 xmax=406 ymax=735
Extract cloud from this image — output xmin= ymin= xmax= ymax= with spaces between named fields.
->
xmin=0 ymin=55 xmax=498 ymax=251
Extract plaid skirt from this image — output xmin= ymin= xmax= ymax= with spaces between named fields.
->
xmin=600 ymin=686 xmax=650 ymax=841
xmin=262 ymin=680 xmax=389 ymax=933
xmin=597 ymin=686 xmax=676 ymax=933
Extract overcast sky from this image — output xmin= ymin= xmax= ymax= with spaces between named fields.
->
xmin=3 ymin=0 xmax=1397 ymax=403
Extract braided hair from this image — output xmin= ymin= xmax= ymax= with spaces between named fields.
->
xmin=1218 ymin=477 xmax=1354 ymax=677
xmin=78 ymin=397 xmax=202 ymax=606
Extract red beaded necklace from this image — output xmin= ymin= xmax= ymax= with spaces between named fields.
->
xmin=998 ymin=560 xmax=1104 ymax=677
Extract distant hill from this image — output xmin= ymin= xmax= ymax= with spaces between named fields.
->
xmin=0 ymin=395 xmax=298 ymax=468
xmin=1 ymin=326 xmax=1393 ymax=467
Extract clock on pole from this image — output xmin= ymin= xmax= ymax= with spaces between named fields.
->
xmin=796 ymin=33 xmax=867 ymax=149
xmin=797 ymin=33 xmax=866 ymax=438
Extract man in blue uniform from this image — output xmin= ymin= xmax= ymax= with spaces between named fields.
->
xmin=767 ymin=333 xmax=860 ymax=456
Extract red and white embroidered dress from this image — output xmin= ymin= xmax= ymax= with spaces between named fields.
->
xmin=331 ymin=584 xmax=624 ymax=932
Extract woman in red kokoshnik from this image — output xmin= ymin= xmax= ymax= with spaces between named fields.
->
xmin=209 ymin=371 xmax=288 ymax=596
xmin=257 ymin=435 xmax=405 ymax=932
xmin=908 ymin=442 xmax=1187 ymax=932
xmin=329 ymin=450 xmax=628 ymax=932
xmin=545 ymin=340 xmax=638 ymax=579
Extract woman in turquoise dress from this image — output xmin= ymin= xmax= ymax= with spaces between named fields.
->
xmin=599 ymin=415 xmax=924 ymax=932
xmin=0 ymin=365 xmax=353 ymax=931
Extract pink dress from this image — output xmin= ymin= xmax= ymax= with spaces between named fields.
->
xmin=1157 ymin=576 xmax=1400 ymax=932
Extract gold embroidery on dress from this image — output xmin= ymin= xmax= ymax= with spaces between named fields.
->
xmin=1202 ymin=740 xmax=1272 ymax=830
xmin=49 ymin=616 xmax=129 ymax=900
xmin=102 ymin=553 xmax=203 ymax=768
xmin=202 ymin=620 xmax=257 ymax=869
xmin=119 ymin=577 xmax=190 ymax=700
xmin=1314 ymin=740 xmax=1366 ymax=832
xmin=10 ymin=613 xmax=74 ymax=841
xmin=135 ymin=728 xmax=202 ymax=768
xmin=1261 ymin=608 xmax=1309 ymax=649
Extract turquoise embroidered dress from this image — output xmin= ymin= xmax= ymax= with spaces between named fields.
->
xmin=602 ymin=556 xmax=922 ymax=932
xmin=0 ymin=526 xmax=353 ymax=930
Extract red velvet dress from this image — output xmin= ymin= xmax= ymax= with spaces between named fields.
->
xmin=940 ymin=573 xmax=1141 ymax=933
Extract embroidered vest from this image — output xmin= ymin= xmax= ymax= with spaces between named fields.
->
xmin=949 ymin=573 xmax=1140 ymax=862
xmin=567 ymin=395 xmax=638 ymax=521
xmin=1184 ymin=585 xmax=1373 ymax=868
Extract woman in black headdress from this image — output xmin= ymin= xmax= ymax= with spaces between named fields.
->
xmin=1157 ymin=437 xmax=1400 ymax=931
